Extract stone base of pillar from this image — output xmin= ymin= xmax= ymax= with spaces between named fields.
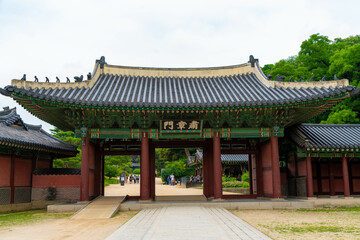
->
xmin=270 ymin=198 xmax=285 ymax=201
xmin=211 ymin=198 xmax=225 ymax=202
xmin=343 ymin=196 xmax=354 ymax=199
xmin=330 ymin=195 xmax=339 ymax=199
xmin=138 ymin=199 xmax=153 ymax=203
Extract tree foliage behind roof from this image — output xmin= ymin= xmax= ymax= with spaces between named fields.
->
xmin=262 ymin=33 xmax=360 ymax=124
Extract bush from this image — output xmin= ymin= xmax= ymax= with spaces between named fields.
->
xmin=161 ymin=168 xmax=171 ymax=183
xmin=133 ymin=169 xmax=140 ymax=175
xmin=104 ymin=178 xmax=120 ymax=186
xmin=105 ymin=165 xmax=120 ymax=178
xmin=241 ymin=171 xmax=249 ymax=183
xmin=222 ymin=175 xmax=237 ymax=182
xmin=222 ymin=181 xmax=249 ymax=188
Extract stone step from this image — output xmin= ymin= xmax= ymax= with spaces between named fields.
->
xmin=155 ymin=195 xmax=207 ymax=202
xmin=72 ymin=196 xmax=126 ymax=219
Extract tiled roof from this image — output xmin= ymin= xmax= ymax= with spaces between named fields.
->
xmin=33 ymin=168 xmax=81 ymax=175
xmin=289 ymin=124 xmax=360 ymax=150
xmin=0 ymin=107 xmax=78 ymax=155
xmin=221 ymin=154 xmax=249 ymax=163
xmin=195 ymin=150 xmax=248 ymax=163
xmin=1 ymin=56 xmax=357 ymax=109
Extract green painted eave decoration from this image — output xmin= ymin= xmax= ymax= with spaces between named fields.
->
xmin=297 ymin=147 xmax=360 ymax=157
xmin=75 ymin=127 xmax=284 ymax=139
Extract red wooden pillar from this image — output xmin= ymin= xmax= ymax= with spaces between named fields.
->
xmin=306 ymin=154 xmax=314 ymax=197
xmin=140 ymin=132 xmax=150 ymax=201
xmin=94 ymin=144 xmax=102 ymax=197
xmin=80 ymin=137 xmax=90 ymax=201
xmin=270 ymin=136 xmax=282 ymax=198
xmin=342 ymin=156 xmax=351 ymax=197
xmin=149 ymin=142 xmax=155 ymax=200
xmin=248 ymin=155 xmax=253 ymax=194
xmin=213 ymin=132 xmax=222 ymax=199
xmin=328 ymin=158 xmax=335 ymax=196
xmin=101 ymin=154 xmax=105 ymax=196
xmin=255 ymin=148 xmax=263 ymax=197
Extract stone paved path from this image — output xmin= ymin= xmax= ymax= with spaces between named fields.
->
xmin=106 ymin=206 xmax=271 ymax=240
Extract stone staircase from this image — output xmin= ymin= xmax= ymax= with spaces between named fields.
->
xmin=155 ymin=195 xmax=207 ymax=202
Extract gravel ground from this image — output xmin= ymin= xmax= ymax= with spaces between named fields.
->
xmin=231 ymin=208 xmax=360 ymax=240
xmin=0 ymin=211 xmax=137 ymax=240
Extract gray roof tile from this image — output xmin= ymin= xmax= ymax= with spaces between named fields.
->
xmin=0 ymin=108 xmax=78 ymax=155
xmin=289 ymin=124 xmax=360 ymax=150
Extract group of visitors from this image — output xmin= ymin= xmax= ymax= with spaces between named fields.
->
xmin=167 ymin=174 xmax=176 ymax=185
xmin=189 ymin=175 xmax=202 ymax=183
xmin=127 ymin=174 xmax=140 ymax=184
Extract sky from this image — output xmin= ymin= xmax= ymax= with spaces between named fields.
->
xmin=0 ymin=0 xmax=359 ymax=132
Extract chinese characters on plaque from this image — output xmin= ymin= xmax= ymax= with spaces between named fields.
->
xmin=162 ymin=120 xmax=201 ymax=131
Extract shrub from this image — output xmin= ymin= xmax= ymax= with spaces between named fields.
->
xmin=222 ymin=175 xmax=237 ymax=182
xmin=104 ymin=178 xmax=120 ymax=186
xmin=105 ymin=165 xmax=120 ymax=178
xmin=241 ymin=171 xmax=249 ymax=183
xmin=133 ymin=169 xmax=140 ymax=175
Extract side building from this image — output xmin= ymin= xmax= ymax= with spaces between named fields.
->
xmin=0 ymin=107 xmax=78 ymax=211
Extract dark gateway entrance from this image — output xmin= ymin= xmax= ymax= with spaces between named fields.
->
xmin=1 ymin=55 xmax=359 ymax=201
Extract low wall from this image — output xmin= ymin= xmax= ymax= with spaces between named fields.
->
xmin=32 ymin=174 xmax=81 ymax=201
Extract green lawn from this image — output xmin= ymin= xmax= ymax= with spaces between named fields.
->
xmin=0 ymin=210 xmax=71 ymax=227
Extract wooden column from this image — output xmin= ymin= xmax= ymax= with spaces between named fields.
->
xmin=249 ymin=155 xmax=253 ymax=194
xmin=101 ymin=154 xmax=105 ymax=196
xmin=140 ymin=132 xmax=150 ymax=201
xmin=306 ymin=154 xmax=314 ymax=197
xmin=80 ymin=137 xmax=90 ymax=201
xmin=342 ymin=156 xmax=350 ymax=197
xmin=328 ymin=158 xmax=335 ymax=196
xmin=270 ymin=136 xmax=282 ymax=198
xmin=213 ymin=132 xmax=222 ymax=199
xmin=94 ymin=144 xmax=102 ymax=197
xmin=255 ymin=148 xmax=263 ymax=197
xmin=149 ymin=142 xmax=156 ymax=200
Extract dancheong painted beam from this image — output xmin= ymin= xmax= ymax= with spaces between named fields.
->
xmin=74 ymin=127 xmax=284 ymax=139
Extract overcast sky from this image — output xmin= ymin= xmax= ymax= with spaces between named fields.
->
xmin=0 ymin=0 xmax=359 ymax=132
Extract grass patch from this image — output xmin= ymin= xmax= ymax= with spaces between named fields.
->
xmin=296 ymin=206 xmax=360 ymax=213
xmin=271 ymin=224 xmax=359 ymax=233
xmin=104 ymin=178 xmax=120 ymax=186
xmin=0 ymin=210 xmax=71 ymax=227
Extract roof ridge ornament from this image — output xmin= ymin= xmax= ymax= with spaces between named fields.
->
xmin=96 ymin=56 xmax=107 ymax=69
xmin=74 ymin=75 xmax=83 ymax=82
xmin=21 ymin=74 xmax=26 ymax=81
xmin=248 ymin=55 xmax=258 ymax=67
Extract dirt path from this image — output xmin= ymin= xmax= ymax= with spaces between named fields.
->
xmin=0 ymin=211 xmax=137 ymax=240
xmin=231 ymin=209 xmax=360 ymax=240
xmin=105 ymin=177 xmax=237 ymax=196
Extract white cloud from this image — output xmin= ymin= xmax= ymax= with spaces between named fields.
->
xmin=0 ymin=0 xmax=359 ymax=131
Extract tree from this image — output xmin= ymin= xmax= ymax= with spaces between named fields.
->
xmin=261 ymin=33 xmax=360 ymax=125
xmin=105 ymin=165 xmax=120 ymax=178
xmin=50 ymin=127 xmax=81 ymax=168
xmin=104 ymin=155 xmax=133 ymax=175
xmin=298 ymin=33 xmax=332 ymax=80
xmin=321 ymin=109 xmax=359 ymax=124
